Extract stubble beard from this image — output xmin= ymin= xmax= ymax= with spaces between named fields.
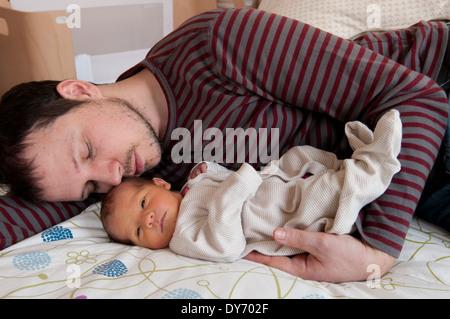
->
xmin=108 ymin=97 xmax=163 ymax=176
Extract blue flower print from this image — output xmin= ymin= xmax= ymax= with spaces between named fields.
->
xmin=301 ymin=293 xmax=325 ymax=299
xmin=162 ymin=288 xmax=203 ymax=299
xmin=41 ymin=226 xmax=73 ymax=242
xmin=93 ymin=259 xmax=128 ymax=277
xmin=13 ymin=251 xmax=51 ymax=270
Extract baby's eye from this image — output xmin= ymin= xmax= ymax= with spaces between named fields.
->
xmin=137 ymin=227 xmax=141 ymax=237
xmin=140 ymin=199 xmax=145 ymax=209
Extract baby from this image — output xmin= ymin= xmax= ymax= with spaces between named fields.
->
xmin=101 ymin=110 xmax=402 ymax=262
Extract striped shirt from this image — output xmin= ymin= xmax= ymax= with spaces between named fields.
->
xmin=118 ymin=8 xmax=449 ymax=257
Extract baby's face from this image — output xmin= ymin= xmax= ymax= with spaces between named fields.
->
xmin=105 ymin=178 xmax=183 ymax=249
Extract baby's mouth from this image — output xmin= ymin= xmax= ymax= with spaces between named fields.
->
xmin=160 ymin=212 xmax=166 ymax=233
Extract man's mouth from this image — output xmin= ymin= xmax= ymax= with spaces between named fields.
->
xmin=134 ymin=151 xmax=144 ymax=175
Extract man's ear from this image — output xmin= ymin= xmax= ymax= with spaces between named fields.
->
xmin=152 ymin=178 xmax=171 ymax=190
xmin=56 ymin=80 xmax=102 ymax=99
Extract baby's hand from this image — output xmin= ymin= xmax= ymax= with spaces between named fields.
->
xmin=188 ymin=162 xmax=207 ymax=180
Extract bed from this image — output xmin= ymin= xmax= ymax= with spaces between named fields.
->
xmin=1 ymin=0 xmax=450 ymax=300
xmin=1 ymin=201 xmax=450 ymax=299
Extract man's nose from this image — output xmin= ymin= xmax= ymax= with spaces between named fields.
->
xmin=92 ymin=160 xmax=123 ymax=190
xmin=104 ymin=160 xmax=122 ymax=185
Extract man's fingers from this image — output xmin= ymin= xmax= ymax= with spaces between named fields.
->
xmin=273 ymin=228 xmax=328 ymax=258
xmin=243 ymin=252 xmax=308 ymax=276
xmin=243 ymin=251 xmax=272 ymax=265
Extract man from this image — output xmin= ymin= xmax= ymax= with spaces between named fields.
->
xmin=1 ymin=9 xmax=449 ymax=282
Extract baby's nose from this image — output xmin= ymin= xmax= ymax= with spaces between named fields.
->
xmin=143 ymin=212 xmax=155 ymax=227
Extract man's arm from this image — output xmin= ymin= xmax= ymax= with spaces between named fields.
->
xmin=208 ymin=9 xmax=448 ymax=281
xmin=212 ymin=9 xmax=448 ymax=258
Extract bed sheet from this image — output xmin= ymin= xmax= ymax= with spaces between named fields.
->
xmin=0 ymin=202 xmax=449 ymax=299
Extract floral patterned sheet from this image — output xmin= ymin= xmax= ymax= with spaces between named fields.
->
xmin=0 ymin=202 xmax=449 ymax=299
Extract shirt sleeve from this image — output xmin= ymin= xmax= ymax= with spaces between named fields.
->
xmin=210 ymin=9 xmax=449 ymax=257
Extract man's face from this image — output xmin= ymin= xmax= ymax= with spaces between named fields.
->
xmin=23 ymin=98 xmax=162 ymax=202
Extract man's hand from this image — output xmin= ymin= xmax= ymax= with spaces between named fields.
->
xmin=244 ymin=228 xmax=396 ymax=283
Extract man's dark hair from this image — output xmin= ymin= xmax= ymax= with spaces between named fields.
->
xmin=0 ymin=80 xmax=87 ymax=202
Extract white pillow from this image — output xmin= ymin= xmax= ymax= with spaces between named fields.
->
xmin=258 ymin=0 xmax=450 ymax=39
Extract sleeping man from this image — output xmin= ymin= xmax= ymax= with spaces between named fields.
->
xmin=100 ymin=110 xmax=402 ymax=262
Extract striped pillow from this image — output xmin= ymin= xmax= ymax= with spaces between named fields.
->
xmin=0 ymin=193 xmax=101 ymax=250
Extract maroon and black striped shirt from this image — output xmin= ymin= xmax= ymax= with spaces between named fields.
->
xmin=119 ymin=8 xmax=449 ymax=257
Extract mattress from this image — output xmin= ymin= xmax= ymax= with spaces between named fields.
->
xmin=0 ymin=202 xmax=449 ymax=299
